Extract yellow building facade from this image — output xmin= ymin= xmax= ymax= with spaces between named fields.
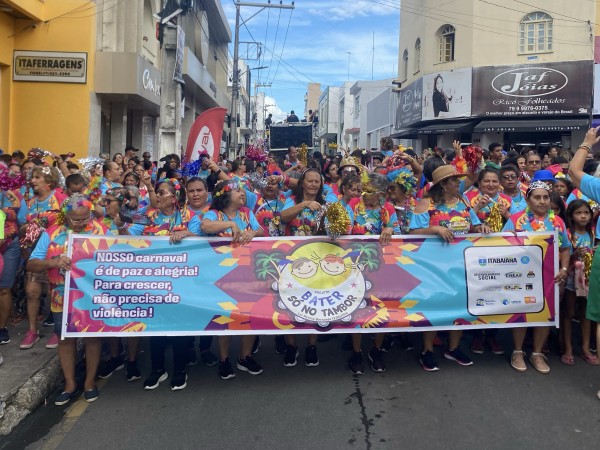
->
xmin=0 ymin=0 xmax=96 ymax=158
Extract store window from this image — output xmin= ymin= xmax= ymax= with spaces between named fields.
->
xmin=414 ymin=38 xmax=421 ymax=74
xmin=519 ymin=12 xmax=553 ymax=54
xmin=436 ymin=25 xmax=455 ymax=63
xmin=402 ymin=49 xmax=408 ymax=81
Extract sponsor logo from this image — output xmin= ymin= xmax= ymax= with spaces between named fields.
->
xmin=502 ymin=298 xmax=510 ymax=305
xmin=525 ymin=296 xmax=537 ymax=304
xmin=476 ymin=298 xmax=485 ymax=306
xmin=525 ymin=283 xmax=533 ymax=290
xmin=505 ymin=272 xmax=522 ymax=278
xmin=527 ymin=271 xmax=535 ymax=278
xmin=481 ymin=285 xmax=503 ymax=292
xmin=504 ymin=285 xmax=522 ymax=290
xmin=474 ymin=271 xmax=501 ymax=281
xmin=491 ymin=67 xmax=568 ymax=98
xmin=478 ymin=258 xmax=487 ymax=267
xmin=485 ymin=257 xmax=518 ymax=265
xmin=520 ymin=256 xmax=530 ymax=264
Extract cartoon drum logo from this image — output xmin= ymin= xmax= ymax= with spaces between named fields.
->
xmin=271 ymin=242 xmax=370 ymax=327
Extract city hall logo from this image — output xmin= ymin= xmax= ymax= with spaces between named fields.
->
xmin=255 ymin=242 xmax=373 ymax=327
xmin=491 ymin=67 xmax=568 ymax=98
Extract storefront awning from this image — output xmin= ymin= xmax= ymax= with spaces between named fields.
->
xmin=390 ymin=128 xmax=418 ymax=139
xmin=474 ymin=119 xmax=589 ymax=133
xmin=416 ymin=121 xmax=475 ymax=135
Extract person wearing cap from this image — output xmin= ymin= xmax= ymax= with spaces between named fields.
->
xmin=502 ymin=180 xmax=571 ymax=374
xmin=410 ymin=164 xmax=490 ymax=371
xmin=124 ymin=145 xmax=139 ymax=164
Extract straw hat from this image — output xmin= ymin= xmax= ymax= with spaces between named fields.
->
xmin=431 ymin=165 xmax=466 ymax=186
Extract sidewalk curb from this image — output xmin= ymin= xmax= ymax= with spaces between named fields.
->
xmin=0 ymin=355 xmax=61 ymax=436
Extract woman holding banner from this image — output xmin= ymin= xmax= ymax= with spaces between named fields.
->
xmin=280 ymin=168 xmax=329 ymax=368
xmin=568 ymin=127 xmax=600 ymax=397
xmin=124 ymin=179 xmax=201 ymax=391
xmin=200 ymin=179 xmax=263 ymax=379
xmin=502 ymin=180 xmax=571 ymax=374
xmin=27 ymin=195 xmax=107 ymax=405
xmin=410 ymin=165 xmax=490 ymax=371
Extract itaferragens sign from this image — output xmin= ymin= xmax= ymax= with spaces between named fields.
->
xmin=471 ymin=60 xmax=592 ymax=117
xmin=13 ymin=51 xmax=87 ymax=83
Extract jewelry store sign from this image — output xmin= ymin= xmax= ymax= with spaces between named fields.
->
xmin=13 ymin=51 xmax=87 ymax=83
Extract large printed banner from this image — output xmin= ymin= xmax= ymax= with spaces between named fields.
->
xmin=62 ymin=233 xmax=558 ymax=337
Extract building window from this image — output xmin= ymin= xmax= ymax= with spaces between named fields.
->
xmin=414 ymin=38 xmax=421 ymax=74
xmin=354 ymin=96 xmax=360 ymax=119
xmin=519 ymin=12 xmax=553 ymax=54
xmin=436 ymin=25 xmax=455 ymax=63
xmin=402 ymin=49 xmax=408 ymax=81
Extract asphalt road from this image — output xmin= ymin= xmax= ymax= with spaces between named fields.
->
xmin=2 ymin=332 xmax=600 ymax=450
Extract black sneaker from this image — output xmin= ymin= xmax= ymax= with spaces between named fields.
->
xmin=219 ymin=359 xmax=236 ymax=380
xmin=251 ymin=336 xmax=261 ymax=354
xmin=43 ymin=314 xmax=54 ymax=327
xmin=97 ymin=357 xmax=124 ymax=379
xmin=200 ymin=350 xmax=218 ymax=367
xmin=186 ymin=348 xmax=197 ymax=366
xmin=348 ymin=351 xmax=365 ymax=375
xmin=284 ymin=345 xmax=299 ymax=367
xmin=237 ymin=356 xmax=263 ymax=375
xmin=380 ymin=335 xmax=394 ymax=353
xmin=170 ymin=372 xmax=188 ymax=391
xmin=144 ymin=370 xmax=168 ymax=390
xmin=398 ymin=334 xmax=415 ymax=351
xmin=0 ymin=328 xmax=10 ymax=345
xmin=126 ymin=361 xmax=141 ymax=382
xmin=275 ymin=335 xmax=287 ymax=354
xmin=444 ymin=347 xmax=473 ymax=366
xmin=368 ymin=347 xmax=386 ymax=373
xmin=419 ymin=351 xmax=439 ymax=372
xmin=305 ymin=345 xmax=319 ymax=367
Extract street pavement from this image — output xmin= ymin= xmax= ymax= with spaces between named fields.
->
xmin=2 ymin=332 xmax=600 ymax=450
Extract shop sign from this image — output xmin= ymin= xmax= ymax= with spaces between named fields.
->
xmin=142 ymin=69 xmax=160 ymax=97
xmin=13 ymin=51 xmax=87 ymax=83
xmin=472 ymin=61 xmax=592 ymax=117
xmin=394 ymin=78 xmax=422 ymax=129
xmin=422 ymin=67 xmax=472 ymax=120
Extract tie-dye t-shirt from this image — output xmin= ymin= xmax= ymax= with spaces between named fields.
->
xmin=410 ymin=198 xmax=481 ymax=235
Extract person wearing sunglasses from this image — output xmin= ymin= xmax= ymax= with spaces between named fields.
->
xmin=499 ymin=165 xmax=527 ymax=214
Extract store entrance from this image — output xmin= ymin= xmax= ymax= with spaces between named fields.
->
xmin=504 ymin=131 xmax=564 ymax=154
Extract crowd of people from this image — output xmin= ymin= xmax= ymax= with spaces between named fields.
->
xmin=1 ymin=130 xmax=600 ymax=405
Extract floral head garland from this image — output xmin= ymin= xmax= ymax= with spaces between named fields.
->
xmin=214 ymin=180 xmax=244 ymax=197
xmin=106 ymin=188 xmax=129 ymax=205
xmin=158 ymin=178 xmax=182 ymax=198
xmin=56 ymin=196 xmax=93 ymax=225
xmin=526 ymin=180 xmax=551 ymax=198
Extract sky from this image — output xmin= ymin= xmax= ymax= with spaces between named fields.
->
xmin=221 ymin=0 xmax=400 ymax=122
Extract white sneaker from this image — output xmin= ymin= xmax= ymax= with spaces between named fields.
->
xmin=0 ymin=354 xmax=3 ymax=366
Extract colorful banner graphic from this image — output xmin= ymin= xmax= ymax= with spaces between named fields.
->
xmin=62 ymin=233 xmax=558 ymax=337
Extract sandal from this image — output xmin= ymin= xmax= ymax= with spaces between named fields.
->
xmin=561 ymin=354 xmax=575 ymax=366
xmin=581 ymin=353 xmax=599 ymax=365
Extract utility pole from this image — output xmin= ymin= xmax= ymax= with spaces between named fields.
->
xmin=254 ymin=81 xmax=271 ymax=137
xmin=230 ymin=1 xmax=295 ymax=160
xmin=345 ymin=52 xmax=352 ymax=82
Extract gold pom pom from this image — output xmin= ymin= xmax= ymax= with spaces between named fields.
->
xmin=583 ymin=251 xmax=593 ymax=282
xmin=299 ymin=143 xmax=309 ymax=167
xmin=486 ymin=202 xmax=503 ymax=233
xmin=325 ymin=202 xmax=351 ymax=239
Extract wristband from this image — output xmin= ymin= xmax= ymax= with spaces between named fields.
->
xmin=214 ymin=169 xmax=222 ymax=176
xmin=579 ymin=144 xmax=592 ymax=153
xmin=560 ymin=267 xmax=568 ymax=272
